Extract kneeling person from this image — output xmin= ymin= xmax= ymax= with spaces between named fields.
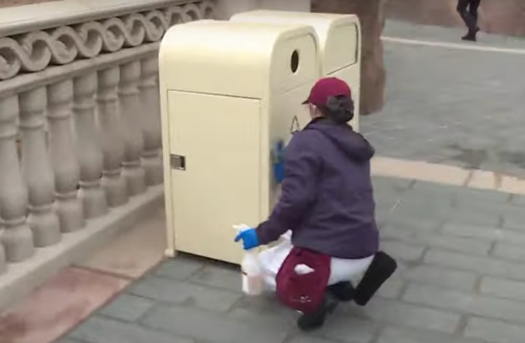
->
xmin=235 ymin=77 xmax=397 ymax=331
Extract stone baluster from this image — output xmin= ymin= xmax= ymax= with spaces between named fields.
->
xmin=139 ymin=56 xmax=163 ymax=186
xmin=19 ymin=87 xmax=61 ymax=247
xmin=119 ymin=61 xmax=146 ymax=196
xmin=0 ymin=225 xmax=5 ymax=274
xmin=73 ymin=73 xmax=108 ymax=218
xmin=0 ymin=95 xmax=35 ymax=262
xmin=47 ymin=80 xmax=85 ymax=232
xmin=97 ymin=67 xmax=128 ymax=207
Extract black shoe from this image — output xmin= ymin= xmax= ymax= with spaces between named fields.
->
xmin=462 ymin=27 xmax=479 ymax=42
xmin=462 ymin=33 xmax=476 ymax=41
xmin=297 ymin=293 xmax=338 ymax=331
xmin=327 ymin=281 xmax=355 ymax=302
xmin=353 ymin=251 xmax=397 ymax=306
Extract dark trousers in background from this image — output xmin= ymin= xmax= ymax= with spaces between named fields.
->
xmin=457 ymin=0 xmax=481 ymax=33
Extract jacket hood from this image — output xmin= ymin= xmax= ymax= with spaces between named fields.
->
xmin=305 ymin=118 xmax=375 ymax=162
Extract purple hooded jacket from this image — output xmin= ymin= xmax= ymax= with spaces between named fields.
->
xmin=255 ymin=117 xmax=379 ymax=259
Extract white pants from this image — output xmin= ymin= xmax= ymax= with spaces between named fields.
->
xmin=258 ymin=231 xmax=374 ymax=292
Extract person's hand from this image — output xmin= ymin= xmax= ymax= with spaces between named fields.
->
xmin=273 ymin=140 xmax=286 ymax=184
xmin=234 ymin=228 xmax=260 ymax=250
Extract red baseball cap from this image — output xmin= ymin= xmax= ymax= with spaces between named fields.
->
xmin=302 ymin=77 xmax=352 ymax=106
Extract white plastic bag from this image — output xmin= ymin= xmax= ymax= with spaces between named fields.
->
xmin=258 ymin=231 xmax=294 ymax=291
xmin=258 ymin=230 xmax=375 ymax=290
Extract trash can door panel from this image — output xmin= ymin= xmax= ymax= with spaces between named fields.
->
xmin=325 ymin=23 xmax=359 ymax=73
xmin=168 ymin=91 xmax=262 ymax=264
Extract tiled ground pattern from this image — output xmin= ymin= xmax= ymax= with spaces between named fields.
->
xmin=57 ymin=175 xmax=525 ymax=343
xmin=362 ymin=21 xmax=525 ymax=177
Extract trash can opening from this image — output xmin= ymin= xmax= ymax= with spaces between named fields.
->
xmin=290 ymin=50 xmax=299 ymax=73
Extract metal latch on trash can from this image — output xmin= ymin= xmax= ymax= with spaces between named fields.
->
xmin=170 ymin=154 xmax=186 ymax=170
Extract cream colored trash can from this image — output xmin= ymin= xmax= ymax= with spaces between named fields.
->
xmin=159 ymin=20 xmax=321 ymax=264
xmin=231 ymin=10 xmax=362 ymax=131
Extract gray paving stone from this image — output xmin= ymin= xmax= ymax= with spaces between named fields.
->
xmin=188 ymin=264 xmax=240 ymax=292
xmin=411 ymin=181 xmax=462 ymax=195
xmin=382 ymin=224 xmax=491 ymax=255
xmin=377 ymin=277 xmax=405 ymax=299
xmin=511 ymin=194 xmax=525 ymax=207
xmin=372 ymin=175 xmax=413 ymax=192
xmin=227 ymin=307 xmax=295 ymax=329
xmin=398 ymin=189 xmax=455 ymax=209
xmin=128 ymin=276 xmax=241 ymax=312
xmin=375 ymin=196 xmax=400 ymax=215
xmin=454 ymin=188 xmax=511 ymax=204
xmin=396 ymin=192 xmax=454 ymax=211
xmin=99 ymin=294 xmax=154 ymax=322
xmin=401 ymin=265 xmax=477 ymax=292
xmin=227 ymin=295 xmax=297 ymax=327
xmin=441 ymin=223 xmax=525 ymax=243
xmin=381 ymin=216 xmax=443 ymax=232
xmin=377 ymin=325 xmax=487 ymax=343
xmin=54 ymin=339 xmax=85 ymax=343
xmin=425 ymin=249 xmax=525 ymax=281
xmin=289 ymin=336 xmax=341 ymax=343
xmin=69 ymin=316 xmax=192 ymax=343
xmin=465 ymin=317 xmax=525 ymax=343
xmin=492 ymin=242 xmax=525 ymax=262
xmin=445 ymin=208 xmax=501 ymax=227
xmin=346 ymin=297 xmax=461 ymax=333
xmin=153 ymin=257 xmax=204 ymax=280
xmin=229 ymin=297 xmax=378 ymax=343
xmin=389 ymin=202 xmax=500 ymax=227
xmin=141 ymin=305 xmax=289 ymax=343
xmin=380 ymin=241 xmax=425 ymax=263
xmin=403 ymin=283 xmax=525 ymax=325
xmin=502 ymin=213 xmax=525 ymax=232
xmin=480 ymin=277 xmax=525 ymax=303
xmin=454 ymin=200 xmax=517 ymax=223
xmin=317 ymin=316 xmax=378 ymax=343
xmin=383 ymin=204 xmax=446 ymax=225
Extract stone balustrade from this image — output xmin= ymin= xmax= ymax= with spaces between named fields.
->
xmin=0 ymin=0 xmax=215 ymax=308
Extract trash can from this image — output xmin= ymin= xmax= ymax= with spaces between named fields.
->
xmin=159 ymin=20 xmax=321 ymax=264
xmin=231 ymin=10 xmax=362 ymax=131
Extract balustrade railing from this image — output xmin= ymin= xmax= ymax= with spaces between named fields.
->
xmin=0 ymin=0 xmax=215 ymax=278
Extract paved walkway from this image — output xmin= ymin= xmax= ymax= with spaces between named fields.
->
xmin=4 ymin=20 xmax=525 ymax=343
xmin=384 ymin=20 xmax=525 ymax=49
xmin=56 ymin=175 xmax=525 ymax=343
xmin=362 ymin=21 xmax=525 ymax=177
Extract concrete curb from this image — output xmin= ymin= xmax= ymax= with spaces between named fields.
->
xmin=372 ymin=156 xmax=525 ymax=195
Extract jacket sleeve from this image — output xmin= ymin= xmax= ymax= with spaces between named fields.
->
xmin=255 ymin=133 xmax=321 ymax=245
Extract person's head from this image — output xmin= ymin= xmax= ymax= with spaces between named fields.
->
xmin=302 ymin=77 xmax=354 ymax=124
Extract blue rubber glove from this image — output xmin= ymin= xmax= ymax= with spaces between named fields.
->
xmin=234 ymin=228 xmax=260 ymax=250
xmin=273 ymin=140 xmax=286 ymax=184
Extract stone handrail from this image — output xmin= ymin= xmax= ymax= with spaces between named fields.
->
xmin=0 ymin=0 xmax=215 ymax=275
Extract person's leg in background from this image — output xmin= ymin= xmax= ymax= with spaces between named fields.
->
xmin=467 ymin=0 xmax=481 ymax=40
xmin=457 ymin=0 xmax=481 ymax=41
